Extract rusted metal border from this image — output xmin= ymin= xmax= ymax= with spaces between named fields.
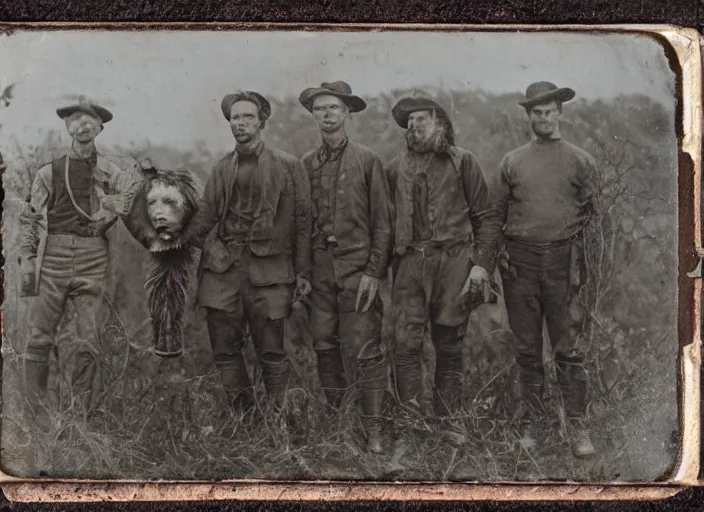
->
xmin=0 ymin=22 xmax=700 ymax=502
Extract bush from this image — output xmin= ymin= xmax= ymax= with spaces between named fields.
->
xmin=0 ymin=88 xmax=680 ymax=482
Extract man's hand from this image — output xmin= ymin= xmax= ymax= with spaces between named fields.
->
xmin=296 ymin=276 xmax=312 ymax=299
xmin=19 ymin=256 xmax=35 ymax=277
xmin=355 ymin=274 xmax=380 ymax=313
xmin=100 ymin=194 xmax=129 ymax=217
xmin=460 ymin=265 xmax=492 ymax=304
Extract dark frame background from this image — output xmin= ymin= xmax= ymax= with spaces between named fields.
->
xmin=0 ymin=0 xmax=702 ymax=509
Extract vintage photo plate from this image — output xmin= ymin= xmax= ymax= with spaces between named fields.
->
xmin=0 ymin=23 xmax=700 ymax=501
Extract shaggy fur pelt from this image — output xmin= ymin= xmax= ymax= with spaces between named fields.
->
xmin=118 ymin=160 xmax=200 ymax=357
xmin=145 ymin=247 xmax=195 ymax=357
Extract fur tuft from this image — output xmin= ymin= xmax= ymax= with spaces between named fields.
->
xmin=144 ymin=247 xmax=195 ymax=356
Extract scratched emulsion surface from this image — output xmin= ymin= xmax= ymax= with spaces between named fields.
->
xmin=0 ymin=30 xmax=679 ymax=482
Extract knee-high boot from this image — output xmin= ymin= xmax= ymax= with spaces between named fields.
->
xmin=556 ymin=350 xmax=595 ymax=458
xmin=214 ymin=354 xmax=254 ymax=415
xmin=358 ymin=355 xmax=388 ymax=454
xmin=316 ymin=346 xmax=347 ymax=409
xmin=22 ymin=358 xmax=50 ymax=428
xmin=432 ymin=324 xmax=465 ymax=417
xmin=518 ymin=364 xmax=545 ymax=417
xmin=431 ymin=324 xmax=467 ymax=447
xmin=260 ymin=356 xmax=291 ymax=410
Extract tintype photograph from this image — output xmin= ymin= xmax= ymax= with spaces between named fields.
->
xmin=0 ymin=28 xmax=685 ymax=485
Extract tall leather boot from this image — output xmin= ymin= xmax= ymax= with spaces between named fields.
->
xmin=215 ymin=355 xmax=254 ymax=416
xmin=316 ymin=346 xmax=347 ymax=409
xmin=260 ymin=356 xmax=291 ymax=410
xmin=394 ymin=352 xmax=423 ymax=408
xmin=517 ymin=364 xmax=545 ymax=449
xmin=23 ymin=358 xmax=50 ymax=428
xmin=519 ymin=365 xmax=545 ymax=416
xmin=391 ymin=344 xmax=424 ymax=469
xmin=70 ymin=349 xmax=101 ymax=414
xmin=556 ymin=350 xmax=596 ymax=458
xmin=358 ymin=355 xmax=388 ymax=454
xmin=432 ymin=324 xmax=466 ymax=447
xmin=21 ymin=358 xmax=52 ymax=477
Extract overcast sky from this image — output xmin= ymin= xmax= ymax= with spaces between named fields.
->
xmin=0 ymin=30 xmax=675 ymax=157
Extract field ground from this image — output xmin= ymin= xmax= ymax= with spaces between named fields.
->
xmin=0 ymin=90 xmax=681 ymax=482
xmin=0 ymin=251 xmax=678 ymax=482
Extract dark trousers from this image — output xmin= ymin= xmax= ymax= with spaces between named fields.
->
xmin=308 ymin=247 xmax=387 ymax=414
xmin=392 ymin=244 xmax=473 ymax=416
xmin=501 ymin=238 xmax=588 ymax=419
xmin=201 ymin=262 xmax=293 ymax=410
xmin=309 ymin=248 xmax=384 ymax=381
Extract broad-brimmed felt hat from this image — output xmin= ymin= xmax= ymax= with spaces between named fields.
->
xmin=299 ymin=81 xmax=366 ymax=113
xmin=221 ymin=91 xmax=272 ymax=121
xmin=391 ymin=97 xmax=449 ymax=129
xmin=56 ymin=96 xmax=113 ymax=123
xmin=518 ymin=81 xmax=575 ymax=109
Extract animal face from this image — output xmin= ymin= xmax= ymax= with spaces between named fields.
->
xmin=121 ymin=162 xmax=199 ymax=253
xmin=146 ymin=180 xmax=190 ymax=242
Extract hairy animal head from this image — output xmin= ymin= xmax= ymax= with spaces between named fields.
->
xmin=122 ymin=159 xmax=199 ymax=253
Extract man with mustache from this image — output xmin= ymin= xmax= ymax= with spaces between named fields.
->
xmin=298 ymin=82 xmax=392 ymax=454
xmin=17 ymin=96 xmax=137 ymax=472
xmin=387 ymin=96 xmax=501 ymax=447
xmin=496 ymin=82 xmax=597 ymax=458
xmin=183 ymin=91 xmax=311 ymax=417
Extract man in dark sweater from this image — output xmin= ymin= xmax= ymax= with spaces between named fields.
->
xmin=496 ymin=81 xmax=598 ymax=458
xmin=299 ymin=81 xmax=392 ymax=454
xmin=182 ymin=91 xmax=312 ymax=417
xmin=387 ymin=97 xmax=502 ymax=447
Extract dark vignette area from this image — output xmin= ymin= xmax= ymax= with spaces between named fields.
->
xmin=0 ymin=0 xmax=698 ymax=24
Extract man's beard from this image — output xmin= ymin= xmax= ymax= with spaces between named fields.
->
xmin=405 ymin=123 xmax=451 ymax=155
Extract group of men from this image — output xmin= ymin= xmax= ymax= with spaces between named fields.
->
xmin=17 ymin=79 xmax=598 ymax=473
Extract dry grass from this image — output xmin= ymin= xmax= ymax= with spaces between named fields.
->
xmin=0 ymin=290 xmax=678 ymax=482
xmin=0 ymin=90 xmax=680 ymax=482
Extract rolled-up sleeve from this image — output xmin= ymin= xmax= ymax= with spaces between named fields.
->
xmin=18 ymin=165 xmax=52 ymax=261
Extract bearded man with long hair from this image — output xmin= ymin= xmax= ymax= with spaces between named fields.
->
xmin=387 ymin=97 xmax=502 ymax=451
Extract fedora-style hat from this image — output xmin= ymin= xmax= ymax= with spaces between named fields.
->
xmin=299 ymin=81 xmax=367 ymax=113
xmin=221 ymin=91 xmax=272 ymax=121
xmin=391 ymin=96 xmax=449 ymax=129
xmin=518 ymin=81 xmax=575 ymax=110
xmin=56 ymin=95 xmax=113 ymax=123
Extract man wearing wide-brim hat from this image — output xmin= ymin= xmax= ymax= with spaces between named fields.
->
xmin=16 ymin=96 xmax=137 ymax=475
xmin=298 ymin=81 xmax=392 ymax=454
xmin=386 ymin=94 xmax=502 ymax=452
xmin=495 ymin=81 xmax=598 ymax=458
xmin=182 ymin=90 xmax=312 ymax=420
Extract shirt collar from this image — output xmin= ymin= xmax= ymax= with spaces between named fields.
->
xmin=69 ymin=147 xmax=98 ymax=167
xmin=318 ymin=137 xmax=348 ymax=163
